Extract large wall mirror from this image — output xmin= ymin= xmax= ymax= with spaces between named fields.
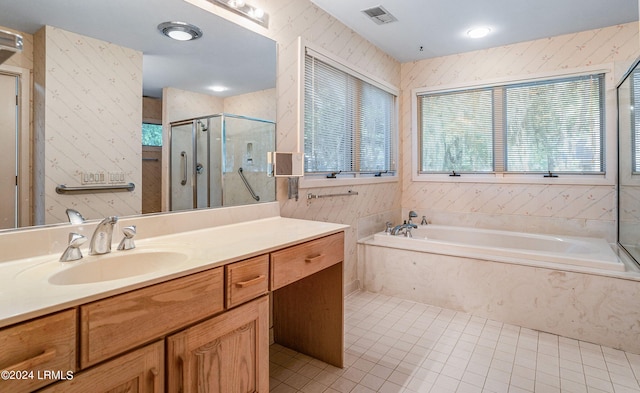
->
xmin=618 ymin=56 xmax=640 ymax=267
xmin=0 ymin=0 xmax=277 ymax=231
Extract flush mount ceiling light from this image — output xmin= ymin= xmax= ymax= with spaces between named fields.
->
xmin=210 ymin=85 xmax=228 ymax=92
xmin=207 ymin=0 xmax=269 ymax=28
xmin=467 ymin=26 xmax=491 ymax=39
xmin=158 ymin=21 xmax=203 ymax=41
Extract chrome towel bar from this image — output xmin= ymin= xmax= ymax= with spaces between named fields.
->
xmin=55 ymin=183 xmax=135 ymax=195
xmin=307 ymin=190 xmax=358 ymax=199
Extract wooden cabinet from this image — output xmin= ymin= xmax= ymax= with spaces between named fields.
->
xmin=39 ymin=341 xmax=163 ymax=393
xmin=272 ymin=232 xmax=345 ymax=367
xmin=167 ymin=295 xmax=269 ymax=393
xmin=3 ymin=229 xmax=345 ymax=393
xmin=226 ymin=254 xmax=269 ymax=308
xmin=0 ymin=309 xmax=76 ymax=393
xmin=80 ymin=267 xmax=224 ymax=368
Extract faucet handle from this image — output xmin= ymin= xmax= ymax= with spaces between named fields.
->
xmin=117 ymin=225 xmax=136 ymax=251
xmin=60 ymin=233 xmax=87 ymax=262
xmin=385 ymin=221 xmax=393 ymax=233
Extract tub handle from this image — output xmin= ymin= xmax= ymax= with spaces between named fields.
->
xmin=305 ymin=254 xmax=324 ymax=263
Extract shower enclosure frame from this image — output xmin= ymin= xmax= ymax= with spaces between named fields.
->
xmin=169 ymin=113 xmax=276 ymax=210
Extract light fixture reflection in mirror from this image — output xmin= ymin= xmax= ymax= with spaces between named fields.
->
xmin=158 ymin=21 xmax=204 ymax=41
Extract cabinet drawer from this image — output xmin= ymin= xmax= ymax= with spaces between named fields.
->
xmin=0 ymin=309 xmax=76 ymax=393
xmin=271 ymin=232 xmax=344 ymax=290
xmin=80 ymin=267 xmax=223 ymax=368
xmin=226 ymin=254 xmax=269 ymax=308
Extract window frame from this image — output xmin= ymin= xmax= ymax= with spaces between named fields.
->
xmin=298 ymin=38 xmax=399 ymax=188
xmin=412 ymin=64 xmax=616 ymax=185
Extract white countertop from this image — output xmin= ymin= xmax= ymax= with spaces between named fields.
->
xmin=0 ymin=217 xmax=348 ymax=328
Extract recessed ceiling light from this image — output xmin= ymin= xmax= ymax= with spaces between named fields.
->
xmin=158 ymin=21 xmax=203 ymax=41
xmin=467 ymin=27 xmax=491 ymax=39
xmin=210 ymin=86 xmax=228 ymax=92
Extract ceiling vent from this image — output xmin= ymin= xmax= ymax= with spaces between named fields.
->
xmin=362 ymin=6 xmax=397 ymax=25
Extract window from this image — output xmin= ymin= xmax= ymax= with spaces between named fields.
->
xmin=417 ymin=73 xmax=605 ymax=176
xmin=418 ymin=89 xmax=494 ymax=173
xmin=304 ymin=49 xmax=397 ymax=178
xmin=142 ymin=123 xmax=163 ymax=146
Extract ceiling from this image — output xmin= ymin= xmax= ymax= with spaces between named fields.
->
xmin=310 ymin=0 xmax=639 ymax=63
xmin=0 ymin=0 xmax=276 ymax=98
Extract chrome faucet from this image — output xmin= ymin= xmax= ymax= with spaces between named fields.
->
xmin=89 ymin=216 xmax=118 ymax=255
xmin=60 ymin=233 xmax=87 ymax=262
xmin=421 ymin=216 xmax=428 ymax=225
xmin=66 ymin=208 xmax=86 ymax=224
xmin=117 ymin=225 xmax=137 ymax=251
xmin=391 ymin=222 xmax=417 ymax=236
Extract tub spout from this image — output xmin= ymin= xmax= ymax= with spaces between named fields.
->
xmin=391 ymin=222 xmax=417 ymax=236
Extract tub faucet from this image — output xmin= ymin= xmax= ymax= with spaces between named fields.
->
xmin=421 ymin=216 xmax=428 ymax=225
xmin=89 ymin=216 xmax=118 ymax=255
xmin=391 ymin=222 xmax=417 ymax=236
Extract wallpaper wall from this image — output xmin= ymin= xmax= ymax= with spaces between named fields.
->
xmin=262 ymin=0 xmax=403 ymax=290
xmin=401 ymin=22 xmax=640 ymax=242
xmin=33 ymin=26 xmax=143 ymax=225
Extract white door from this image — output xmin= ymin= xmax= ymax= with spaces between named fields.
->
xmin=0 ymin=73 xmax=18 ymax=229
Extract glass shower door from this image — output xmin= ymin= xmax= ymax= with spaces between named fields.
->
xmin=170 ymin=122 xmax=194 ymax=211
xmin=222 ymin=115 xmax=276 ymax=206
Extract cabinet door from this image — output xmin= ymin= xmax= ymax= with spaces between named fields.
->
xmin=167 ymin=296 xmax=269 ymax=393
xmin=0 ymin=309 xmax=76 ymax=393
xmin=39 ymin=341 xmax=163 ymax=393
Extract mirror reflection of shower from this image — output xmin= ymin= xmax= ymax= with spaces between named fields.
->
xmin=169 ymin=113 xmax=276 ymax=211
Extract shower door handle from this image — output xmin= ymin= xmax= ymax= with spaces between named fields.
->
xmin=180 ymin=151 xmax=188 ymax=185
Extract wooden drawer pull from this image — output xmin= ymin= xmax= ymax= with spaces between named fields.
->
xmin=305 ymin=254 xmax=324 ymax=263
xmin=236 ymin=275 xmax=266 ymax=288
xmin=5 ymin=348 xmax=56 ymax=372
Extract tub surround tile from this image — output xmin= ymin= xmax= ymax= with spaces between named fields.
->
xmin=402 ymin=209 xmax=616 ymax=243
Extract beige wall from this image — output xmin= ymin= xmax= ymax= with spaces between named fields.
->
xmin=33 ymin=26 xmax=143 ymax=224
xmin=401 ymin=22 xmax=639 ymax=243
xmin=224 ymin=88 xmax=276 ymax=121
xmin=266 ymin=0 xmax=402 ymax=291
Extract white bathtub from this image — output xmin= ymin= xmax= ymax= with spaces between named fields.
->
xmin=370 ymin=225 xmax=624 ymax=272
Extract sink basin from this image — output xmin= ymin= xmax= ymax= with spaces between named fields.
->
xmin=48 ymin=250 xmax=189 ymax=285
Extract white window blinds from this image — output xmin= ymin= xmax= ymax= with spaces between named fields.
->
xmin=418 ymin=89 xmax=494 ymax=173
xmin=505 ymin=74 xmax=604 ymax=173
xmin=417 ymin=73 xmax=604 ymax=175
xmin=304 ymin=51 xmax=396 ymax=175
xmin=632 ymin=71 xmax=640 ymax=173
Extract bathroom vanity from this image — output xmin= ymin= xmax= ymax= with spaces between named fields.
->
xmin=0 ymin=210 xmax=347 ymax=393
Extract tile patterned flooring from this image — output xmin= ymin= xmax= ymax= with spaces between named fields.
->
xmin=269 ymin=291 xmax=640 ymax=393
